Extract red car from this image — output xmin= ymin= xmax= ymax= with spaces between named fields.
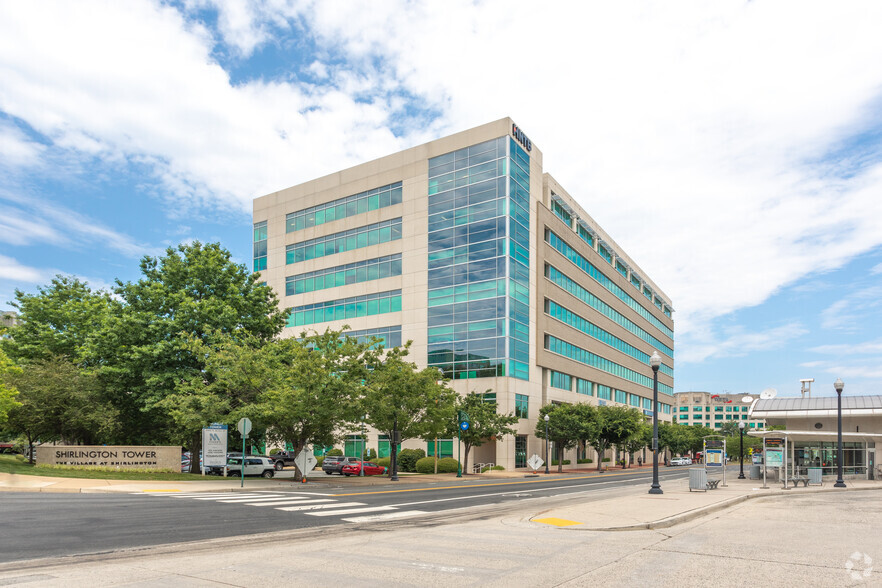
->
xmin=341 ymin=461 xmax=387 ymax=476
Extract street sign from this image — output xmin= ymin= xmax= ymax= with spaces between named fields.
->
xmin=202 ymin=424 xmax=228 ymax=468
xmin=237 ymin=417 xmax=252 ymax=437
xmin=459 ymin=421 xmax=470 ymax=431
xmin=706 ymin=448 xmax=724 ymax=467
xmin=527 ymin=454 xmax=544 ymax=470
xmin=294 ymin=447 xmax=318 ymax=475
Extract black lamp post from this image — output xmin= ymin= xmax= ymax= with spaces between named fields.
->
xmin=544 ymin=414 xmax=550 ymax=475
xmin=649 ymin=351 xmax=663 ymax=495
xmin=737 ymin=420 xmax=746 ymax=479
xmin=834 ymin=378 xmax=846 ymax=488
xmin=391 ymin=414 xmax=399 ymax=482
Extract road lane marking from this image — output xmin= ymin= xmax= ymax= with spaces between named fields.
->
xmin=212 ymin=495 xmax=288 ymax=502
xmin=190 ymin=494 xmax=268 ymax=500
xmin=306 ymin=505 xmax=398 ymax=517
xmin=141 ymin=489 xmax=181 ymax=493
xmin=275 ymin=502 xmax=364 ymax=512
xmin=246 ymin=498 xmax=334 ymax=507
xmin=342 ymin=510 xmax=430 ymax=523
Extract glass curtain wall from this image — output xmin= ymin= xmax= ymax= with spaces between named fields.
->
xmin=426 ymin=137 xmax=530 ymax=380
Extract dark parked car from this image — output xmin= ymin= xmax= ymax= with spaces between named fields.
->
xmin=341 ymin=462 xmax=387 ymax=477
xmin=322 ymin=456 xmax=361 ymax=475
xmin=269 ymin=451 xmax=298 ymax=471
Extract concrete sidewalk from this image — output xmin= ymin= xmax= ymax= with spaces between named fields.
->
xmin=530 ymin=474 xmax=882 ymax=531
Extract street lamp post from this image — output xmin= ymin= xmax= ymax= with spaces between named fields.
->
xmin=649 ymin=351 xmax=663 ymax=495
xmin=391 ymin=414 xmax=399 ymax=482
xmin=360 ymin=415 xmax=366 ymax=477
xmin=544 ymin=414 xmax=550 ymax=475
xmin=834 ymin=378 xmax=846 ymax=488
xmin=738 ymin=421 xmax=746 ymax=479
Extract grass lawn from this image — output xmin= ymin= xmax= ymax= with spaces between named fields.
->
xmin=0 ymin=455 xmax=222 ymax=481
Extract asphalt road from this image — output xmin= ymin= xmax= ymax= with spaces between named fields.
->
xmin=0 ymin=467 xmax=698 ymax=564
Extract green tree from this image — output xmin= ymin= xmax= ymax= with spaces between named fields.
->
xmin=689 ymin=425 xmax=716 ymax=454
xmin=719 ymin=421 xmax=740 ymax=437
xmin=87 ymin=242 xmax=286 ymax=462
xmin=585 ymin=405 xmax=644 ymax=470
xmin=535 ymin=403 xmax=595 ymax=473
xmin=623 ymin=422 xmax=651 ymax=468
xmin=658 ymin=422 xmax=695 ymax=457
xmin=5 ymin=357 xmax=118 ymax=462
xmin=362 ymin=345 xmax=455 ymax=478
xmin=246 ymin=328 xmax=375 ymax=480
xmin=2 ymin=276 xmax=116 ymax=364
xmin=450 ymin=392 xmax=518 ymax=475
xmin=0 ymin=348 xmax=21 ymax=425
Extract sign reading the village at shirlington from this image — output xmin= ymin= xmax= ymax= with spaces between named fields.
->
xmin=36 ymin=446 xmax=181 ymax=470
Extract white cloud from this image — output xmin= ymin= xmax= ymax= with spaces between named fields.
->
xmin=809 ymin=339 xmax=882 ymax=356
xmin=820 ymin=286 xmax=882 ymax=331
xmin=677 ymin=322 xmax=808 ymax=364
xmin=0 ymin=255 xmax=48 ymax=283
xmin=0 ymin=120 xmax=45 ymax=167
xmin=1 ymin=1 xmax=882 ymax=365
xmin=0 ymin=191 xmax=155 ymax=258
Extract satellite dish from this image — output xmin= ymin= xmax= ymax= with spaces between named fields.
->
xmin=759 ymin=388 xmax=778 ymax=400
xmin=741 ymin=396 xmax=754 ymax=403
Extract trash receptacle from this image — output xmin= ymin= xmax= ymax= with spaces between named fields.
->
xmin=689 ymin=468 xmax=707 ymax=492
xmin=749 ymin=465 xmax=761 ymax=480
xmin=808 ymin=467 xmax=823 ymax=485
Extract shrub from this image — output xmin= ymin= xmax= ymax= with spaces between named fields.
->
xmin=315 ymin=456 xmax=324 ymax=467
xmin=362 ymin=448 xmax=377 ymax=461
xmin=269 ymin=448 xmax=280 ymax=455
xmin=491 ymin=465 xmax=504 ymax=470
xmin=551 ymin=459 xmax=571 ymax=466
xmin=577 ymin=458 xmax=593 ymax=464
xmin=397 ymin=448 xmax=426 ymax=473
xmin=375 ymin=457 xmax=391 ymax=468
xmin=326 ymin=448 xmax=343 ymax=456
xmin=480 ymin=465 xmax=505 ymax=473
xmin=602 ymin=457 xmax=611 ymax=462
xmin=415 ymin=456 xmax=459 ymax=474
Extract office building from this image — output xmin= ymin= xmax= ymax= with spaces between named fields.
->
xmin=674 ymin=392 xmax=765 ymax=431
xmin=253 ymin=118 xmax=675 ymax=470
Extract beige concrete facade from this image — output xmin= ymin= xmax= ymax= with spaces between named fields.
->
xmin=253 ymin=118 xmax=674 ymax=470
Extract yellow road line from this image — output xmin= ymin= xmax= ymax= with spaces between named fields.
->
xmin=331 ymin=470 xmax=642 ymax=497
xmin=533 ymin=517 xmax=583 ymax=527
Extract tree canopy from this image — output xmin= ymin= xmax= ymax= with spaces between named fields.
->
xmin=451 ymin=391 xmax=518 ymax=474
xmin=535 ymin=403 xmax=595 ymax=472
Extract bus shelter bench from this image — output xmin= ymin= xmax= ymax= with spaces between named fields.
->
xmin=706 ymin=479 xmax=722 ymax=490
xmin=783 ymin=476 xmax=809 ymax=488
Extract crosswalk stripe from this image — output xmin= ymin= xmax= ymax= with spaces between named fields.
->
xmin=190 ymin=494 xmax=268 ymax=500
xmin=342 ymin=510 xmax=430 ymax=523
xmin=275 ymin=502 xmax=364 ymax=512
xmin=306 ymin=505 xmax=398 ymax=517
xmin=213 ymin=495 xmax=287 ymax=502
xmin=247 ymin=498 xmax=335 ymax=507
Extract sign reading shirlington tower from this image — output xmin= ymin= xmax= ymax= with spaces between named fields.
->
xmin=36 ymin=446 xmax=181 ymax=470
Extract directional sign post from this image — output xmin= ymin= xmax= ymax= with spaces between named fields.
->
xmin=237 ymin=418 xmax=252 ymax=488
xmin=294 ymin=447 xmax=317 ymax=481
xmin=527 ymin=454 xmax=544 ymax=473
xmin=457 ymin=411 xmax=469 ymax=478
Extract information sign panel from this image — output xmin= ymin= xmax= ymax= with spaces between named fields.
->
xmin=705 ymin=448 xmax=724 ymax=467
xmin=765 ymin=449 xmax=784 ymax=467
xmin=202 ymin=424 xmax=228 ymax=468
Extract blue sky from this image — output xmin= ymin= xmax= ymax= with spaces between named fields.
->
xmin=2 ymin=1 xmax=881 ymax=397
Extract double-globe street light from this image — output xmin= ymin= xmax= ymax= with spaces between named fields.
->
xmin=544 ymin=413 xmax=550 ymax=475
xmin=834 ymin=378 xmax=846 ymax=488
xmin=649 ymin=351 xmax=663 ymax=495
xmin=737 ymin=420 xmax=746 ymax=479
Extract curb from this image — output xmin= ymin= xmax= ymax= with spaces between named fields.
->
xmin=538 ymin=484 xmax=882 ymax=532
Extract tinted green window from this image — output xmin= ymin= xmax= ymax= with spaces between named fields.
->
xmin=515 ymin=394 xmax=529 ymax=419
xmin=286 ymin=182 xmax=402 ymax=233
xmin=286 ymin=290 xmax=402 ymax=328
xmin=253 ymin=221 xmax=267 ymax=272
xmin=286 ymin=219 xmax=402 ymax=265
xmin=550 ymin=370 xmax=571 ymax=391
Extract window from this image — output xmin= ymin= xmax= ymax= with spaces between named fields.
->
xmin=643 ymin=398 xmax=652 ymax=410
xmin=287 ymin=290 xmax=401 ymax=328
xmin=545 ymin=266 xmax=673 ymax=356
xmin=715 ymin=414 xmax=723 ymax=420
xmin=515 ymin=394 xmax=529 ymax=419
xmin=615 ymin=260 xmax=627 ymax=278
xmin=549 ymin=370 xmax=572 ymax=391
xmin=287 ymin=218 xmax=402 ymax=264
xmin=545 ymin=335 xmax=674 ymax=395
xmin=576 ymin=378 xmax=593 ymax=396
xmin=597 ymin=385 xmax=612 ymax=400
xmin=551 ymin=197 xmax=572 ymax=227
xmin=286 ymin=254 xmax=402 ymax=295
xmin=615 ymin=389 xmax=627 ymax=404
xmin=629 ymin=394 xmax=640 ymax=407
xmin=344 ymin=326 xmax=402 ymax=349
xmin=577 ymin=223 xmax=594 ymax=247
xmin=253 ymin=221 xmax=267 ymax=272
xmin=426 ymin=439 xmax=453 ymax=458
xmin=544 ymin=235 xmax=674 ymax=340
xmin=546 ymin=299 xmax=673 ymax=377
xmin=679 ymin=406 xmax=689 ymax=412
xmin=630 ymin=273 xmax=641 ymax=290
xmin=597 ymin=244 xmax=612 ymax=264
xmin=286 ymin=182 xmax=402 ymax=233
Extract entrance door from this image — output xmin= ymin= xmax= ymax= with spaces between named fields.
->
xmin=869 ymin=447 xmax=876 ymax=480
xmin=515 ymin=435 xmax=527 ymax=468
